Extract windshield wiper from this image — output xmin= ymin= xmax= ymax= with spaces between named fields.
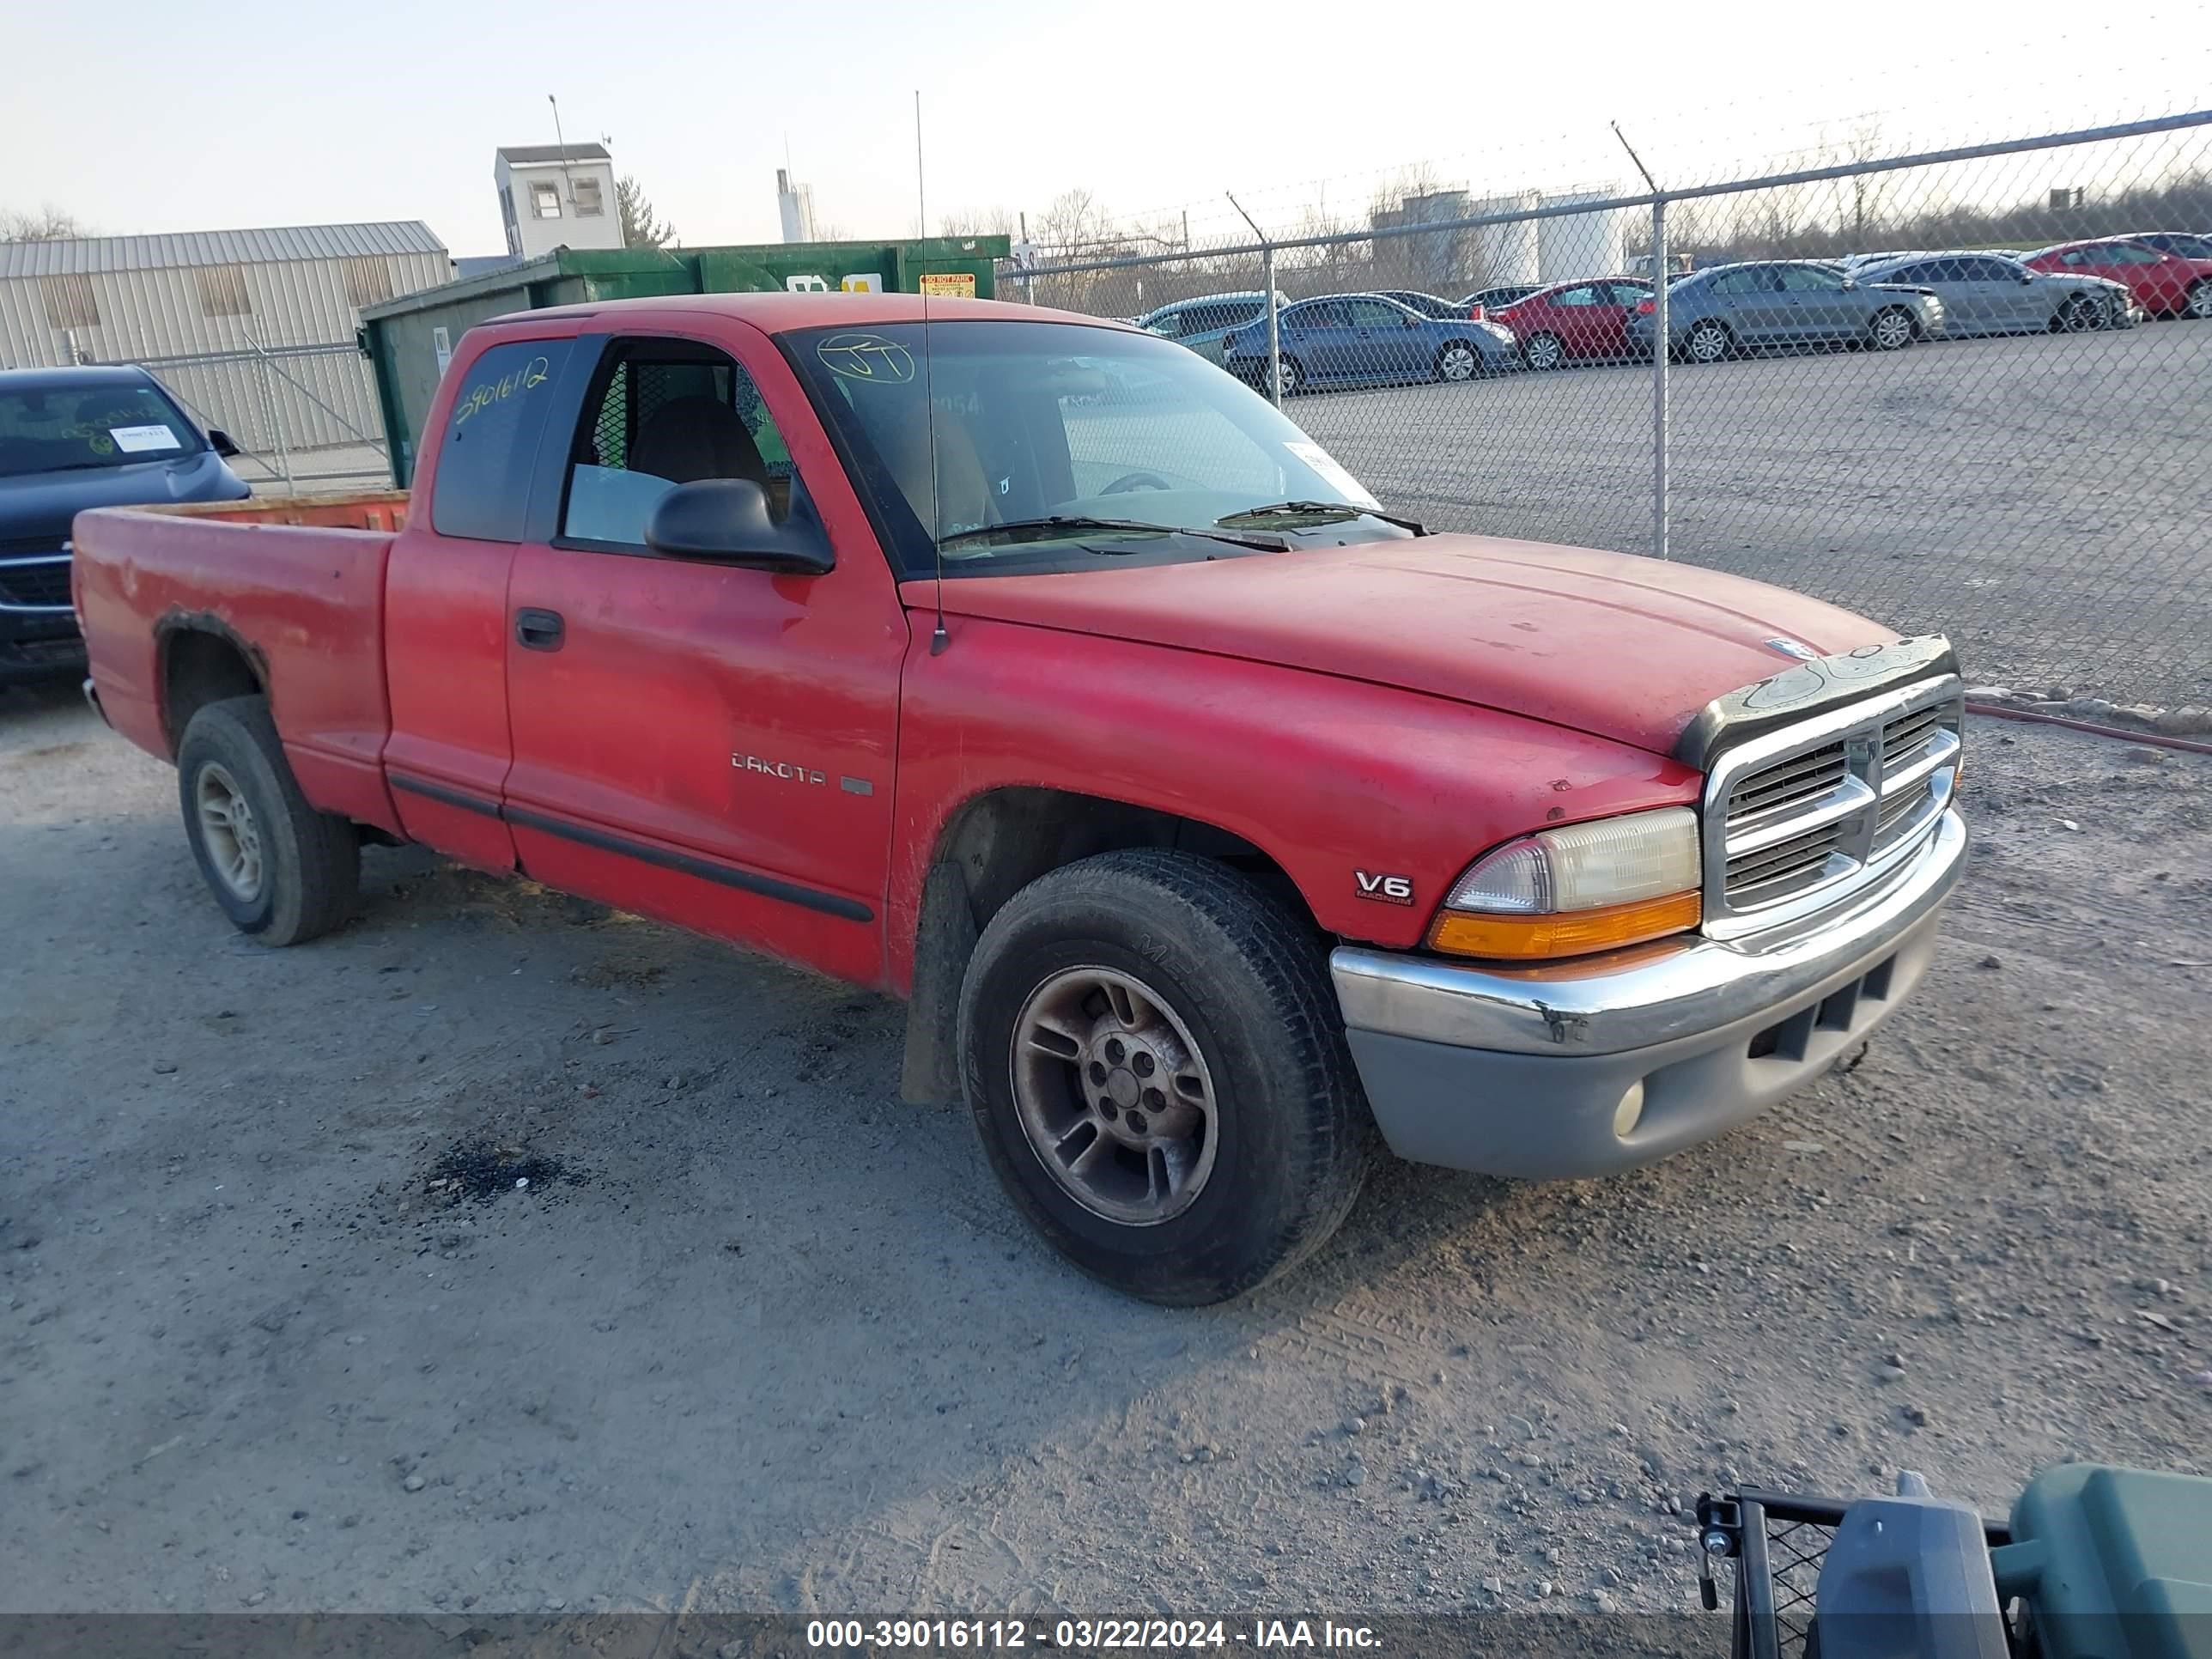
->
xmin=936 ymin=515 xmax=1285 ymax=553
xmin=1218 ymin=501 xmax=1428 ymax=535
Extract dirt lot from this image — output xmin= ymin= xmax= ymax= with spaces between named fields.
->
xmin=3 ymin=680 xmax=2209 ymax=1618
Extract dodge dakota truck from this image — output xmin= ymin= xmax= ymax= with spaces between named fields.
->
xmin=72 ymin=292 xmax=1966 ymax=1305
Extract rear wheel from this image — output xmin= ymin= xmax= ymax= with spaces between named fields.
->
xmin=2186 ymin=280 xmax=2212 ymax=320
xmin=1523 ymin=331 xmax=1565 ymax=371
xmin=958 ymin=849 xmax=1375 ymax=1305
xmin=1685 ymin=319 xmax=1733 ymax=363
xmin=177 ymin=696 xmax=359 ymax=945
xmin=1869 ymin=307 xmax=1916 ymax=350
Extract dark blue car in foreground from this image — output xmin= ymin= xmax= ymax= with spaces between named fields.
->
xmin=1222 ymin=294 xmax=1516 ymax=394
xmin=1 ymin=365 xmax=249 ymax=684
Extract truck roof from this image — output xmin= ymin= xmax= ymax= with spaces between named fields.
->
xmin=484 ymin=291 xmax=1132 ymax=335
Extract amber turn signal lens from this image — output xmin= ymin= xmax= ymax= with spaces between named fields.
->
xmin=1427 ymin=890 xmax=1702 ymax=961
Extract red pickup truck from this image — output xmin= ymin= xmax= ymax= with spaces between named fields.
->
xmin=73 ymin=292 xmax=1966 ymax=1304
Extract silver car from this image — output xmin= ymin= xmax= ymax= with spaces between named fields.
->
xmin=1626 ymin=260 xmax=1945 ymax=362
xmin=1851 ymin=251 xmax=2136 ymax=335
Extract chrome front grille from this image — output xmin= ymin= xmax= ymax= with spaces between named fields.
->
xmin=1702 ymin=677 xmax=1962 ymax=938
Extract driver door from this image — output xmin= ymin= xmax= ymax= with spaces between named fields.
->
xmin=500 ymin=322 xmax=906 ymax=986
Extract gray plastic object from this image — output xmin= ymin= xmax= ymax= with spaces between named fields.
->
xmin=1812 ymin=1470 xmax=2011 ymax=1659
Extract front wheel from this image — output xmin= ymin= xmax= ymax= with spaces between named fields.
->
xmin=177 ymin=696 xmax=360 ymax=945
xmin=1434 ymin=341 xmax=1481 ymax=382
xmin=958 ymin=850 xmax=1375 ymax=1305
xmin=1869 ymin=307 xmax=1917 ymax=350
xmin=2056 ymin=293 xmax=2106 ymax=332
xmin=2186 ymin=280 xmax=2212 ymax=320
xmin=1523 ymin=331 xmax=1565 ymax=371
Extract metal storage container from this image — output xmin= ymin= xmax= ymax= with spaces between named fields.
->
xmin=358 ymin=236 xmax=1009 ymax=484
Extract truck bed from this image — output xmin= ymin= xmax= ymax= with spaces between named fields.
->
xmin=72 ymin=491 xmax=411 ymax=833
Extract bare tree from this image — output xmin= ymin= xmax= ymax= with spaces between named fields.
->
xmin=1827 ymin=119 xmax=1893 ymax=248
xmin=615 ymin=176 xmax=675 ymax=250
xmin=1 ymin=204 xmax=88 ymax=241
xmin=937 ymin=206 xmax=1018 ymax=239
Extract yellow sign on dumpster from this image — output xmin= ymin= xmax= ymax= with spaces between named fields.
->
xmin=919 ymin=272 xmax=976 ymax=298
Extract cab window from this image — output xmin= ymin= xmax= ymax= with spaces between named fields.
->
xmin=558 ymin=337 xmax=803 ymax=549
xmin=432 ymin=339 xmax=574 ymax=543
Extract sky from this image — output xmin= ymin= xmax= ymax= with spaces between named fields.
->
xmin=7 ymin=0 xmax=2209 ymax=256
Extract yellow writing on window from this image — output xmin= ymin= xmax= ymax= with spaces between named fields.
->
xmin=453 ymin=355 xmax=551 ymax=427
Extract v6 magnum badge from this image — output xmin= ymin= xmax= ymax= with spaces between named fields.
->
xmin=1355 ymin=870 xmax=1414 ymax=905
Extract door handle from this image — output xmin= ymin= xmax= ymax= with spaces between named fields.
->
xmin=515 ymin=608 xmax=565 ymax=651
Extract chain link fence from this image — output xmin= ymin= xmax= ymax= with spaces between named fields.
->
xmin=1005 ymin=111 xmax=2212 ymax=708
xmin=88 ymin=338 xmax=390 ymax=495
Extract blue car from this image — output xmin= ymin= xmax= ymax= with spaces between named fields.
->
xmin=1 ymin=365 xmax=250 ymax=684
xmin=1222 ymin=294 xmax=1516 ymax=394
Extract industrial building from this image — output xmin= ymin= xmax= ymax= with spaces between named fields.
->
xmin=0 ymin=222 xmax=451 ymax=471
xmin=495 ymin=143 xmax=623 ymax=263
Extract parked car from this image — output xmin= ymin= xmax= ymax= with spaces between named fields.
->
xmin=1626 ymin=261 xmax=1945 ymax=363
xmin=1222 ymin=294 xmax=1516 ymax=392
xmin=1851 ymin=252 xmax=2136 ymax=334
xmin=1373 ymin=289 xmax=1469 ymax=319
xmin=1462 ymin=283 xmax=1544 ymax=315
xmin=1133 ymin=292 xmax=1285 ymax=365
xmin=2127 ymin=230 xmax=2212 ymax=260
xmin=72 ymin=291 xmax=1968 ymax=1304
xmin=2 ymin=365 xmax=248 ymax=684
xmin=1491 ymin=278 xmax=1653 ymax=368
xmin=2023 ymin=237 xmax=2212 ymax=319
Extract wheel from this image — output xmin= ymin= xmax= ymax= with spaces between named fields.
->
xmin=2056 ymin=293 xmax=2105 ymax=332
xmin=1869 ymin=307 xmax=1916 ymax=350
xmin=1523 ymin=331 xmax=1565 ymax=371
xmin=1434 ymin=341 xmax=1481 ymax=382
xmin=2187 ymin=280 xmax=2212 ymax=320
xmin=957 ymin=849 xmax=1375 ymax=1305
xmin=1685 ymin=319 xmax=1734 ymax=363
xmin=176 ymin=695 xmax=360 ymax=945
xmin=1270 ymin=355 xmax=1303 ymax=397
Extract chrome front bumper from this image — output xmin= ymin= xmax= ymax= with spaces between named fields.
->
xmin=1331 ymin=807 xmax=1966 ymax=1178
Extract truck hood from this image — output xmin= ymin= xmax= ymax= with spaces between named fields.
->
xmin=911 ymin=534 xmax=1897 ymax=757
xmin=0 ymin=451 xmax=247 ymax=546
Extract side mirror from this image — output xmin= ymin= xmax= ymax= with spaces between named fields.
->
xmin=207 ymin=428 xmax=240 ymax=459
xmin=644 ymin=477 xmax=834 ymax=574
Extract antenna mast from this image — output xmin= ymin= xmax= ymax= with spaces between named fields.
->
xmin=917 ymin=88 xmax=948 ymax=656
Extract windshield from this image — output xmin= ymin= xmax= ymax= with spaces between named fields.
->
xmin=0 ymin=380 xmax=205 ymax=479
xmin=784 ymin=319 xmax=1400 ymax=577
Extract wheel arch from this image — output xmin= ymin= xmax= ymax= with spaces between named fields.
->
xmin=898 ymin=785 xmax=1317 ymax=1105
xmin=155 ymin=615 xmax=268 ymax=757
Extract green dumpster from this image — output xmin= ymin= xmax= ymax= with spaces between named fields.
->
xmin=359 ymin=235 xmax=1008 ymax=485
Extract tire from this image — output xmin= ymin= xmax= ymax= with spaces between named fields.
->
xmin=1869 ymin=307 xmax=1916 ymax=350
xmin=1523 ymin=331 xmax=1565 ymax=371
xmin=2187 ymin=280 xmax=2212 ymax=320
xmin=1434 ymin=340 xmax=1482 ymax=382
xmin=2055 ymin=293 xmax=2105 ymax=333
xmin=1685 ymin=319 xmax=1733 ymax=363
xmin=957 ymin=849 xmax=1375 ymax=1305
xmin=176 ymin=695 xmax=360 ymax=945
xmin=1271 ymin=355 xmax=1304 ymax=396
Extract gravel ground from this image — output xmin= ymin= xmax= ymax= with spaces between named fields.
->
xmin=3 ymin=680 xmax=2209 ymax=1619
xmin=1294 ymin=322 xmax=2212 ymax=706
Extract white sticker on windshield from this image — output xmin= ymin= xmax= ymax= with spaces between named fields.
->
xmin=111 ymin=425 xmax=183 ymax=453
xmin=1284 ymin=440 xmax=1380 ymax=509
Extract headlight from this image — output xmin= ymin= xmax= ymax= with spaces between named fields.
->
xmin=1427 ymin=807 xmax=1703 ymax=960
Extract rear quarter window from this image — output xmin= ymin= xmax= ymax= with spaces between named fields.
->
xmin=431 ymin=339 xmax=574 ymax=542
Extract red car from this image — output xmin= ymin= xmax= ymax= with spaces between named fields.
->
xmin=1492 ymin=277 xmax=1654 ymax=369
xmin=2023 ymin=238 xmax=2212 ymax=320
